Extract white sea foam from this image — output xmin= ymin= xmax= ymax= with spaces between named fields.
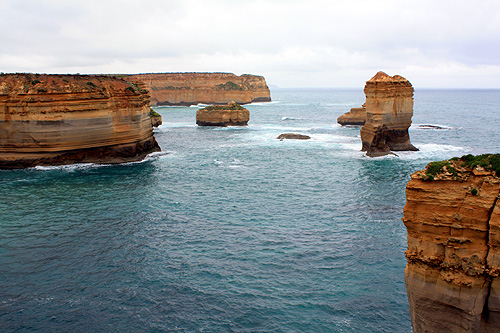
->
xmin=412 ymin=123 xmax=455 ymax=130
xmin=281 ymin=116 xmax=303 ymax=121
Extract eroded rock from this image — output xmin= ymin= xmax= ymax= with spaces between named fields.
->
xmin=196 ymin=102 xmax=249 ymax=126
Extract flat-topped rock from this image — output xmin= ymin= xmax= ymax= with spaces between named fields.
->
xmin=196 ymin=102 xmax=249 ymax=126
xmin=277 ymin=133 xmax=311 ymax=140
xmin=337 ymin=105 xmax=366 ymax=126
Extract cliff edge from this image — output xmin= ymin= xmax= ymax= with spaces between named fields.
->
xmin=403 ymin=154 xmax=500 ymax=332
xmin=126 ymin=72 xmax=271 ymax=106
xmin=0 ymin=73 xmax=160 ymax=169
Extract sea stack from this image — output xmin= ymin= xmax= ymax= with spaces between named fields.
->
xmin=196 ymin=102 xmax=249 ymax=127
xmin=127 ymin=72 xmax=271 ymax=106
xmin=337 ymin=105 xmax=366 ymax=126
xmin=0 ymin=73 xmax=160 ymax=169
xmin=403 ymin=155 xmax=500 ymax=332
xmin=360 ymin=72 xmax=418 ymax=157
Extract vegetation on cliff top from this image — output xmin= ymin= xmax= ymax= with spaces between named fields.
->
xmin=215 ymin=81 xmax=243 ymax=91
xmin=423 ymin=154 xmax=500 ymax=180
xmin=149 ymin=108 xmax=160 ymax=118
xmin=202 ymin=102 xmax=246 ymax=111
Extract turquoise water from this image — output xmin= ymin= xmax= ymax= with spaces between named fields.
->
xmin=1 ymin=89 xmax=499 ymax=332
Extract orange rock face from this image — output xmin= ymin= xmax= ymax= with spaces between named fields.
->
xmin=337 ymin=105 xmax=366 ymax=126
xmin=403 ymin=159 xmax=500 ymax=331
xmin=360 ymin=72 xmax=418 ymax=156
xmin=196 ymin=102 xmax=249 ymax=127
xmin=127 ymin=72 xmax=271 ymax=106
xmin=0 ymin=74 xmax=160 ymax=168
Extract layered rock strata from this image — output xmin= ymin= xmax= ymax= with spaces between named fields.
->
xmin=196 ymin=102 xmax=249 ymax=127
xmin=403 ymin=155 xmax=500 ymax=332
xmin=126 ymin=72 xmax=271 ymax=106
xmin=0 ymin=73 xmax=160 ymax=169
xmin=337 ymin=105 xmax=366 ymax=126
xmin=360 ymin=72 xmax=418 ymax=157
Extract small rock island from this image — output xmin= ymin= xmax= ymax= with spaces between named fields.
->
xmin=337 ymin=105 xmax=366 ymax=126
xmin=0 ymin=73 xmax=160 ymax=169
xmin=196 ymin=102 xmax=249 ymax=127
xmin=403 ymin=154 xmax=500 ymax=332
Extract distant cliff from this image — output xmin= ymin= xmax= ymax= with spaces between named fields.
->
xmin=126 ymin=72 xmax=271 ymax=106
xmin=403 ymin=154 xmax=500 ymax=332
xmin=0 ymin=73 xmax=160 ymax=169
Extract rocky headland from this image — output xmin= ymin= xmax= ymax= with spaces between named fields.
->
xmin=360 ymin=72 xmax=418 ymax=157
xmin=126 ymin=72 xmax=271 ymax=106
xmin=337 ymin=105 xmax=366 ymax=126
xmin=0 ymin=73 xmax=160 ymax=169
xmin=196 ymin=102 xmax=249 ymax=127
xmin=403 ymin=154 xmax=500 ymax=332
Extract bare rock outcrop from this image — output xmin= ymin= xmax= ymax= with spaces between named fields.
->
xmin=196 ymin=102 xmax=249 ymax=127
xmin=0 ymin=73 xmax=160 ymax=169
xmin=277 ymin=133 xmax=311 ymax=140
xmin=126 ymin=72 xmax=271 ymax=106
xmin=337 ymin=105 xmax=366 ymax=126
xmin=360 ymin=72 xmax=418 ymax=157
xmin=403 ymin=154 xmax=500 ymax=332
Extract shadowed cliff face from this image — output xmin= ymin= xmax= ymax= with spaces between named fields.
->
xmin=127 ymin=72 xmax=271 ymax=106
xmin=403 ymin=156 xmax=500 ymax=332
xmin=0 ymin=74 xmax=160 ymax=168
xmin=360 ymin=72 xmax=418 ymax=157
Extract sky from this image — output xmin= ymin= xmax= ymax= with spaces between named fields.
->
xmin=0 ymin=0 xmax=499 ymax=88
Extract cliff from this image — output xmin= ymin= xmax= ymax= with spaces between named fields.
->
xmin=0 ymin=73 xmax=160 ymax=169
xmin=360 ymin=72 xmax=418 ymax=156
xmin=337 ymin=105 xmax=366 ymax=126
xmin=126 ymin=72 xmax=271 ymax=106
xmin=196 ymin=102 xmax=249 ymax=126
xmin=403 ymin=154 xmax=500 ymax=332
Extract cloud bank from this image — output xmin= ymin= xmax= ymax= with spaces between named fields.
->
xmin=1 ymin=0 xmax=499 ymax=88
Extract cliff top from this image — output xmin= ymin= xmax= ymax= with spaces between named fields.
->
xmin=367 ymin=71 xmax=411 ymax=84
xmin=414 ymin=154 xmax=500 ymax=181
xmin=201 ymin=102 xmax=248 ymax=111
xmin=0 ymin=73 xmax=145 ymax=95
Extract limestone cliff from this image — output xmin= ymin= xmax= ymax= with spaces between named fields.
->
xmin=126 ymin=72 xmax=271 ymax=106
xmin=0 ymin=73 xmax=160 ymax=169
xmin=196 ymin=102 xmax=249 ymax=127
xmin=360 ymin=72 xmax=418 ymax=157
xmin=337 ymin=105 xmax=366 ymax=126
xmin=403 ymin=154 xmax=500 ymax=332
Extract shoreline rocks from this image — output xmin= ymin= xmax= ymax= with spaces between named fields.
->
xmin=0 ymin=73 xmax=160 ymax=169
xmin=360 ymin=72 xmax=418 ymax=157
xmin=196 ymin=102 xmax=249 ymax=127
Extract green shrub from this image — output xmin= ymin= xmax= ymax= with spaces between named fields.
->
xmin=460 ymin=153 xmax=500 ymax=175
xmin=471 ymin=188 xmax=478 ymax=196
xmin=215 ymin=81 xmax=243 ymax=91
xmin=149 ymin=108 xmax=160 ymax=118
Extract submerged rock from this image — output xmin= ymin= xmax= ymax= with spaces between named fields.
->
xmin=360 ymin=71 xmax=418 ymax=157
xmin=277 ymin=133 xmax=311 ymax=140
xmin=196 ymin=102 xmax=249 ymax=126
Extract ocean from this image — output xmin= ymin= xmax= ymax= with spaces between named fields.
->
xmin=1 ymin=88 xmax=499 ymax=332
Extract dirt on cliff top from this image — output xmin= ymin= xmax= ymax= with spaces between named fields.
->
xmin=0 ymin=73 xmax=143 ymax=95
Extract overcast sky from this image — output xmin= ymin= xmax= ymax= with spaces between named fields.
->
xmin=1 ymin=0 xmax=499 ymax=88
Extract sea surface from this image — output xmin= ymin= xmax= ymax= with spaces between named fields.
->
xmin=1 ymin=88 xmax=499 ymax=332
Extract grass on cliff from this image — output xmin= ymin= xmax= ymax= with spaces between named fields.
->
xmin=203 ymin=103 xmax=246 ymax=111
xmin=215 ymin=81 xmax=243 ymax=91
xmin=149 ymin=108 xmax=160 ymax=118
xmin=424 ymin=154 xmax=500 ymax=180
